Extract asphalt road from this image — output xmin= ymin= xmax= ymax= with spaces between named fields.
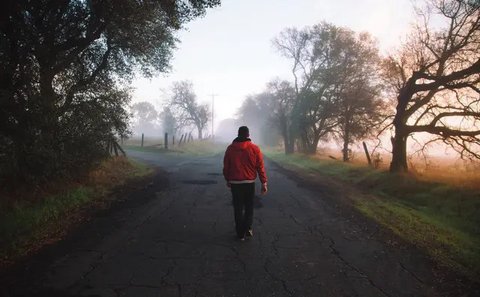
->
xmin=3 ymin=150 xmax=478 ymax=297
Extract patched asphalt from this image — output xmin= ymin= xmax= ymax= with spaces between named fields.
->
xmin=2 ymin=150 xmax=479 ymax=297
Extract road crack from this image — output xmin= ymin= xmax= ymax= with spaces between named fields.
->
xmin=326 ymin=236 xmax=393 ymax=297
xmin=399 ymin=262 xmax=425 ymax=284
xmin=263 ymin=258 xmax=294 ymax=297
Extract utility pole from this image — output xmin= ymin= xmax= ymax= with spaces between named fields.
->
xmin=208 ymin=93 xmax=218 ymax=140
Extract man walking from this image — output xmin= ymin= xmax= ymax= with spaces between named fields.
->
xmin=223 ymin=126 xmax=268 ymax=241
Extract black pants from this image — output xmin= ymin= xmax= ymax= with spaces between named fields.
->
xmin=231 ymin=183 xmax=255 ymax=238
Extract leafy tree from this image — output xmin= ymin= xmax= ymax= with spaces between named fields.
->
xmin=336 ymin=79 xmax=384 ymax=161
xmin=274 ymin=23 xmax=388 ymax=156
xmin=168 ymin=81 xmax=210 ymax=139
xmin=237 ymin=93 xmax=280 ymax=146
xmin=274 ymin=24 xmax=337 ymax=154
xmin=0 ymin=0 xmax=219 ymax=185
xmin=332 ymin=32 xmax=384 ymax=162
xmin=160 ymin=107 xmax=178 ymax=137
xmin=275 ymin=23 xmax=383 ymax=154
xmin=237 ymin=97 xmax=263 ymax=130
xmin=293 ymin=88 xmax=338 ymax=154
xmin=266 ymin=79 xmax=296 ymax=153
xmin=131 ymin=101 xmax=159 ymax=135
xmin=384 ymin=0 xmax=480 ymax=172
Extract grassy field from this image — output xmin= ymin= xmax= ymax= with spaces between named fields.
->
xmin=0 ymin=157 xmax=153 ymax=268
xmin=265 ymin=150 xmax=480 ymax=282
xmin=124 ymin=139 xmax=227 ymax=157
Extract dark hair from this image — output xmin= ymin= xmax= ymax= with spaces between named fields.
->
xmin=238 ymin=126 xmax=249 ymax=137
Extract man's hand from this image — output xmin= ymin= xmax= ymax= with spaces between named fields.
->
xmin=226 ymin=182 xmax=231 ymax=188
xmin=261 ymin=183 xmax=268 ymax=195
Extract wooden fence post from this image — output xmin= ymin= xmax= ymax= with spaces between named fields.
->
xmin=179 ymin=134 xmax=184 ymax=145
xmin=363 ymin=141 xmax=372 ymax=166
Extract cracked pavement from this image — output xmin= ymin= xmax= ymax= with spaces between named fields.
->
xmin=2 ymin=150 xmax=478 ymax=297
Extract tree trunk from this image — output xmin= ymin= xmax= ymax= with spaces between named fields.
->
xmin=39 ymin=66 xmax=61 ymax=176
xmin=197 ymin=127 xmax=202 ymax=139
xmin=13 ymin=138 xmax=29 ymax=183
xmin=298 ymin=133 xmax=308 ymax=154
xmin=302 ymin=134 xmax=320 ymax=155
xmin=390 ymin=125 xmax=408 ymax=173
xmin=305 ymin=144 xmax=317 ymax=154
xmin=390 ymin=82 xmax=413 ymax=173
xmin=285 ymin=136 xmax=294 ymax=154
xmin=342 ymin=139 xmax=349 ymax=162
xmin=342 ymin=126 xmax=350 ymax=162
xmin=282 ymin=135 xmax=292 ymax=154
xmin=281 ymin=121 xmax=295 ymax=154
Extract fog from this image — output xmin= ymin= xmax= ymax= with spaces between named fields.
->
xmin=130 ymin=0 xmax=415 ymax=134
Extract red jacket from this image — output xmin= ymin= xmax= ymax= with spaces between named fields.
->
xmin=223 ymin=138 xmax=267 ymax=184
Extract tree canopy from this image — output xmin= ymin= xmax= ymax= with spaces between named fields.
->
xmin=131 ymin=101 xmax=160 ymax=135
xmin=0 ymin=0 xmax=220 ymax=186
xmin=272 ymin=22 xmax=384 ymax=156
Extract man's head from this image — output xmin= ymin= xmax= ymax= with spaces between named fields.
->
xmin=238 ymin=126 xmax=250 ymax=138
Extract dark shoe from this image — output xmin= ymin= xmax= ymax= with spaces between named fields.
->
xmin=246 ymin=229 xmax=253 ymax=237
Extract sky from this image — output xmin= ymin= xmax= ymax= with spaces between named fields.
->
xmin=131 ymin=0 xmax=416 ymax=132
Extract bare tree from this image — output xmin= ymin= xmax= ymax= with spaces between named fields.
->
xmin=385 ymin=0 xmax=480 ymax=172
xmin=168 ymin=81 xmax=210 ymax=139
xmin=273 ymin=27 xmax=311 ymax=96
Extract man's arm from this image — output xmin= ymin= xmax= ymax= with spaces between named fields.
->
xmin=223 ymin=147 xmax=231 ymax=188
xmin=255 ymin=147 xmax=268 ymax=194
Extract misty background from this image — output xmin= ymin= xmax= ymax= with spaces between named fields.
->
xmin=128 ymin=0 xmax=414 ymax=144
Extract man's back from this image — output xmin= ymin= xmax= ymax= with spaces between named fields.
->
xmin=223 ymin=139 xmax=267 ymax=184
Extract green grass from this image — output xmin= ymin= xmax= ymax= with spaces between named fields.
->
xmin=265 ymin=150 xmax=480 ymax=281
xmin=0 ymin=187 xmax=93 ymax=258
xmin=0 ymin=157 xmax=152 ymax=266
